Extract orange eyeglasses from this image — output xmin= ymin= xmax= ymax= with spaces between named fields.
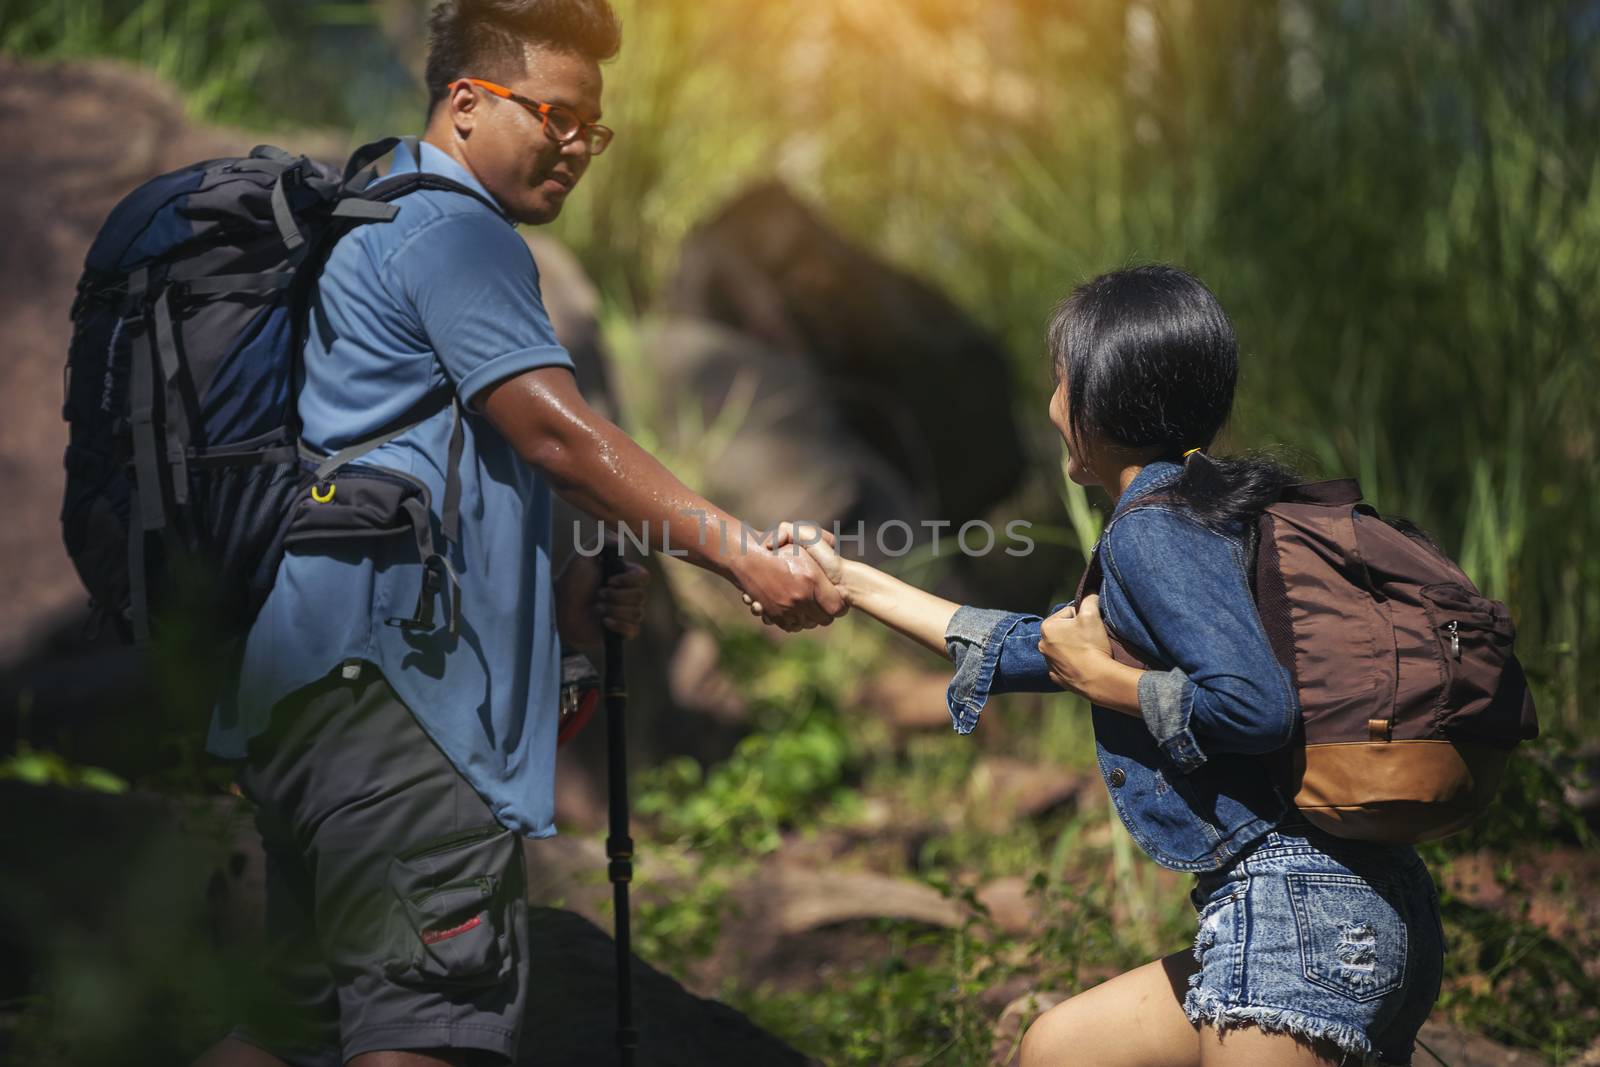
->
xmin=453 ymin=78 xmax=614 ymax=155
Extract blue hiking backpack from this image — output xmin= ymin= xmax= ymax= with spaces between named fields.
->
xmin=62 ymin=137 xmax=498 ymax=644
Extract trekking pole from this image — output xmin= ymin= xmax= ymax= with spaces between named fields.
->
xmin=600 ymin=544 xmax=638 ymax=1065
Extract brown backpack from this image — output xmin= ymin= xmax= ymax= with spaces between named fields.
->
xmin=1082 ymin=479 xmax=1538 ymax=844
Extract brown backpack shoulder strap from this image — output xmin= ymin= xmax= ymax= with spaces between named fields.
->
xmin=1275 ymin=479 xmax=1363 ymax=507
xmin=1077 ymin=488 xmax=1182 ymax=606
xmin=1073 ymin=548 xmax=1103 ymax=607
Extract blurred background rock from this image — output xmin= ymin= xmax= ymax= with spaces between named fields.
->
xmin=2 ymin=2 xmax=1598 ymax=1064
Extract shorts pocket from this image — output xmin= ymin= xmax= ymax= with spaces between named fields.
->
xmin=1287 ymin=872 xmax=1409 ymax=1003
xmin=384 ymin=825 xmax=516 ymax=988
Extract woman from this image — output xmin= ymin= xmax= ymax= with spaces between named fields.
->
xmin=756 ymin=266 xmax=1444 ymax=1066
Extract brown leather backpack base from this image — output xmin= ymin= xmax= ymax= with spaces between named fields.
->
xmin=1290 ymin=738 xmax=1509 ymax=842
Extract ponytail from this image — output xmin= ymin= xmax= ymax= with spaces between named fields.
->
xmin=1167 ymin=451 xmax=1300 ymax=533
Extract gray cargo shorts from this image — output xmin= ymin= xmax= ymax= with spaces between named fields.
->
xmin=227 ymin=664 xmax=529 ymax=1066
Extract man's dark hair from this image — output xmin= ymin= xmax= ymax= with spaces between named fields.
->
xmin=425 ymin=0 xmax=621 ymax=110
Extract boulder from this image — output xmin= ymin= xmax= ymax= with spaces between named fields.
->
xmin=630 ymin=314 xmax=920 ymax=533
xmin=0 ymin=56 xmax=342 ymax=663
xmin=712 ymin=862 xmax=967 ymax=990
xmin=521 ymin=907 xmax=813 ymax=1066
xmin=0 ymin=782 xmax=812 ymax=1066
xmin=669 ymin=182 xmax=1025 ymax=530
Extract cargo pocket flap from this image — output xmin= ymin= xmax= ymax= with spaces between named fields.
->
xmin=385 ymin=826 xmax=517 ymax=988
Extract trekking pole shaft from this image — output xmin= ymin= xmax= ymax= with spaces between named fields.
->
xmin=600 ymin=546 xmax=637 ymax=1063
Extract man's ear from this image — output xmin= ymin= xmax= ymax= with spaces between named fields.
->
xmin=447 ymin=81 xmax=480 ymax=137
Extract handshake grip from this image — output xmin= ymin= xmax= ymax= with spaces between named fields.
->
xmin=738 ymin=521 xmax=846 ymax=632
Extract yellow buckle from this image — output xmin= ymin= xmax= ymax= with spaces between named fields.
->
xmin=311 ymin=482 xmax=336 ymax=504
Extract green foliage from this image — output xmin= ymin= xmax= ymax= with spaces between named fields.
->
xmin=0 ymin=0 xmax=388 ymax=128
xmin=1422 ymin=736 xmax=1595 ymax=861
xmin=1417 ymin=733 xmax=1600 ymax=1060
xmin=1435 ymin=891 xmax=1600 ymax=1058
xmin=0 ymin=742 xmax=127 ymax=794
xmin=736 ymin=918 xmax=990 ymax=1065
xmin=637 ymin=717 xmax=854 ymax=856
xmin=0 ymin=693 xmax=128 ymax=794
xmin=637 ymin=630 xmax=858 ymax=855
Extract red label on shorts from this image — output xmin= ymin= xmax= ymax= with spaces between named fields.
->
xmin=421 ymin=915 xmax=482 ymax=945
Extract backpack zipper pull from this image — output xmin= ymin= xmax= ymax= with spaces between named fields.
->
xmin=1447 ymin=620 xmax=1460 ymax=659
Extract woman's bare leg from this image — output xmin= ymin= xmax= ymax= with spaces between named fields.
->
xmin=1018 ymin=951 xmax=1201 ymax=1067
xmin=1017 ymin=950 xmax=1352 ymax=1067
xmin=1198 ymin=1025 xmax=1352 ymax=1066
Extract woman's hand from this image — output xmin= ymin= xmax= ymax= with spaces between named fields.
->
xmin=555 ymin=553 xmax=651 ymax=649
xmin=743 ymin=522 xmax=846 ymax=627
xmin=1038 ymin=594 xmax=1115 ymax=694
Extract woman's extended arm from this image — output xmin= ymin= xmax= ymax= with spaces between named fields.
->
xmin=752 ymin=524 xmax=960 ymax=656
xmin=833 ymin=559 xmax=963 ymax=656
xmin=758 ymin=525 xmax=1141 ymax=732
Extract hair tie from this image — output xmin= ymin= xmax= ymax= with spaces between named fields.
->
xmin=1182 ymin=448 xmax=1202 ymax=460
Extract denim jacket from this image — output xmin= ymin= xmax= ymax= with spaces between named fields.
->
xmin=944 ymin=461 xmax=1297 ymax=872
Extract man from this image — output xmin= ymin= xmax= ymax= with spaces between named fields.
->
xmin=197 ymin=2 xmax=843 ymax=1064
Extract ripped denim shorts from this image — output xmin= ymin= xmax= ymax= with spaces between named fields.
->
xmin=1185 ymin=819 xmax=1445 ymax=1066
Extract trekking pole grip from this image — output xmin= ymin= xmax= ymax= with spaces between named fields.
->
xmin=599 ymin=543 xmax=638 ymax=1062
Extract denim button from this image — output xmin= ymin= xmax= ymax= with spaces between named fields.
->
xmin=1109 ymin=767 xmax=1127 ymax=787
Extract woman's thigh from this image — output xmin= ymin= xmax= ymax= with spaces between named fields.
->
xmin=1016 ymin=952 xmax=1350 ymax=1067
xmin=1018 ymin=952 xmax=1200 ymax=1067
xmin=1198 ymin=1025 xmax=1349 ymax=1066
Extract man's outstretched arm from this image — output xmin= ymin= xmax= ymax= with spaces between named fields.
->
xmin=479 ymin=366 xmax=843 ymax=629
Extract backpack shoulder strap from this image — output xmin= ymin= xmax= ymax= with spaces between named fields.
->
xmin=1275 ymin=479 xmax=1363 ymax=507
xmin=362 ymin=172 xmax=509 ymax=220
xmin=1074 ymin=487 xmax=1181 ymax=606
xmin=340 ymin=135 xmax=510 ymax=221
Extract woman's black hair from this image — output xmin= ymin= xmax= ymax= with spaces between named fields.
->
xmin=1047 ymin=264 xmax=1298 ymax=532
xmin=425 ymin=0 xmax=622 ymax=112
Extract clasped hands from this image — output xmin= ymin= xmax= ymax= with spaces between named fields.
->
xmin=742 ymin=522 xmax=1118 ymax=705
xmin=738 ymin=521 xmax=848 ymax=632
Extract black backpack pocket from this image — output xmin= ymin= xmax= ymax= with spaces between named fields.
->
xmin=284 ymin=462 xmax=459 ymax=635
xmin=283 ymin=463 xmax=431 ymax=547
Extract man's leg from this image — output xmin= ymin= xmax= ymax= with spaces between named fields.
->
xmin=195 ymin=751 xmax=343 ymax=1067
xmin=241 ymin=667 xmax=529 ymax=1065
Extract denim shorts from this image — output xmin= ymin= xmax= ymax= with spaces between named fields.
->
xmin=1185 ymin=820 xmax=1445 ymax=1066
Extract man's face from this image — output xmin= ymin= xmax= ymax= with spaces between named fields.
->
xmin=450 ymin=44 xmax=605 ymax=226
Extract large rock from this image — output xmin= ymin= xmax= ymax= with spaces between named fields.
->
xmin=0 ymin=782 xmax=812 ymax=1066
xmin=0 ymin=57 xmax=338 ymax=663
xmin=670 ymin=182 xmax=1026 ymax=530
xmin=521 ymin=907 xmax=812 ymax=1066
xmin=631 ymin=315 xmax=920 ymax=532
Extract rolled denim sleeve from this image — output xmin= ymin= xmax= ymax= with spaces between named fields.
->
xmin=1136 ymin=668 xmax=1208 ymax=772
xmin=1103 ymin=509 xmax=1298 ymax=772
xmin=944 ymin=606 xmax=1057 ymax=734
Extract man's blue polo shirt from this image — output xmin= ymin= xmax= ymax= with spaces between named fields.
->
xmin=209 ymin=140 xmax=575 ymax=838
